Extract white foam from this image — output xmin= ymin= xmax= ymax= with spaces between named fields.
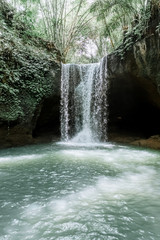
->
xmin=0 ymin=154 xmax=46 ymax=165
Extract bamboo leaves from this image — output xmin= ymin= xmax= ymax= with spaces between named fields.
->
xmin=37 ymin=0 xmax=91 ymax=62
xmin=6 ymin=0 xmax=160 ymax=62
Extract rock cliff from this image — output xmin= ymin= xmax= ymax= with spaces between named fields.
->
xmin=0 ymin=0 xmax=61 ymax=148
xmin=107 ymin=8 xmax=160 ymax=148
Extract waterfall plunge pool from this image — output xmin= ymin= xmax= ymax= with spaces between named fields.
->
xmin=0 ymin=142 xmax=160 ymax=240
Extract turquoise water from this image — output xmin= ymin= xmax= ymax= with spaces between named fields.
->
xmin=0 ymin=142 xmax=160 ymax=240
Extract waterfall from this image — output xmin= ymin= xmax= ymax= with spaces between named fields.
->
xmin=61 ymin=57 xmax=108 ymax=143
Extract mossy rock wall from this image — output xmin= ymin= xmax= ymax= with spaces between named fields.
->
xmin=0 ymin=1 xmax=61 ymax=148
xmin=107 ymin=32 xmax=160 ymax=142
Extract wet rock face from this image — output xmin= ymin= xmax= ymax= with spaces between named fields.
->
xmin=107 ymin=33 xmax=160 ymax=140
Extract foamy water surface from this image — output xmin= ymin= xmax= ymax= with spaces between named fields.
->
xmin=0 ymin=142 xmax=160 ymax=240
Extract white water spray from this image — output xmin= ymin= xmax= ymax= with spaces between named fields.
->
xmin=61 ymin=57 xmax=108 ymax=143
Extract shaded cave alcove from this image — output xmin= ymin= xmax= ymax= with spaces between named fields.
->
xmin=108 ymin=74 xmax=160 ymax=140
xmin=33 ymin=96 xmax=60 ymax=140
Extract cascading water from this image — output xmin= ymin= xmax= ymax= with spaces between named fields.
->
xmin=61 ymin=57 xmax=108 ymax=143
xmin=1 ymin=58 xmax=160 ymax=240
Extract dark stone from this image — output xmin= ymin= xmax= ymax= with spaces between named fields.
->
xmin=107 ymin=33 xmax=160 ymax=147
xmin=33 ymin=95 xmax=60 ymax=137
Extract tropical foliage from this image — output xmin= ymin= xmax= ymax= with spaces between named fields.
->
xmin=0 ymin=0 xmax=60 ymax=122
xmin=3 ymin=0 xmax=160 ymax=62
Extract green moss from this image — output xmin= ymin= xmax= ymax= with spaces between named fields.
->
xmin=0 ymin=1 xmax=61 ymax=125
